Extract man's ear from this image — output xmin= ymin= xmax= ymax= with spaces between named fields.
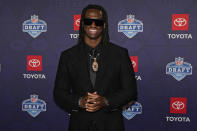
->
xmin=104 ymin=23 xmax=106 ymax=29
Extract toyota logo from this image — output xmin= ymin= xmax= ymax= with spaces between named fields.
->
xmin=172 ymin=101 xmax=184 ymax=110
xmin=75 ymin=18 xmax=80 ymax=26
xmin=174 ymin=18 xmax=187 ymax=27
xmin=29 ymin=59 xmax=40 ymax=68
xmin=131 ymin=60 xmax=136 ymax=68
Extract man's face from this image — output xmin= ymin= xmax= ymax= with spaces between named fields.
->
xmin=83 ymin=9 xmax=105 ymax=40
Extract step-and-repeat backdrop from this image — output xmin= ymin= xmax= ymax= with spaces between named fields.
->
xmin=0 ymin=0 xmax=196 ymax=130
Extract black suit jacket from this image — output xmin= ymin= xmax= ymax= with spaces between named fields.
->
xmin=54 ymin=42 xmax=137 ymax=131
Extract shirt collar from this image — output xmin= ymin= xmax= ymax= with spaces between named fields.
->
xmin=83 ymin=41 xmax=103 ymax=56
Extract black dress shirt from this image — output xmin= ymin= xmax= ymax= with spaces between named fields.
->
xmin=83 ymin=42 xmax=103 ymax=88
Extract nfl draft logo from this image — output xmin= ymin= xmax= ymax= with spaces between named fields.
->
xmin=118 ymin=15 xmax=143 ymax=38
xmin=122 ymin=102 xmax=142 ymax=120
xmin=22 ymin=94 xmax=46 ymax=117
xmin=23 ymin=15 xmax=47 ymax=38
xmin=166 ymin=57 xmax=192 ymax=81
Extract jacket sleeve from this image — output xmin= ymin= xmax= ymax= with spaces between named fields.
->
xmin=105 ymin=48 xmax=137 ymax=111
xmin=53 ymin=52 xmax=81 ymax=113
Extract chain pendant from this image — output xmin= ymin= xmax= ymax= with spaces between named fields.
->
xmin=92 ymin=58 xmax=98 ymax=72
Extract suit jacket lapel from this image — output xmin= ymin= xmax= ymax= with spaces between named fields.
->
xmin=74 ymin=44 xmax=92 ymax=91
xmin=94 ymin=44 xmax=109 ymax=91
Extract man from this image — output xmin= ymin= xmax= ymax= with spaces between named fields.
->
xmin=54 ymin=4 xmax=137 ymax=131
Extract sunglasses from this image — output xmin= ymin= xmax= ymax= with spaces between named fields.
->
xmin=83 ymin=18 xmax=105 ymax=26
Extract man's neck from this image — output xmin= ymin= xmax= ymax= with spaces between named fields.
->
xmin=84 ymin=36 xmax=102 ymax=48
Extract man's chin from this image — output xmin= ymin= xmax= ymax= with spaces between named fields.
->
xmin=89 ymin=37 xmax=100 ymax=40
xmin=86 ymin=34 xmax=102 ymax=40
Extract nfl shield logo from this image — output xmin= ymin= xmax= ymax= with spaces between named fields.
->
xmin=127 ymin=15 xmax=134 ymax=23
xmin=175 ymin=57 xmax=183 ymax=66
xmin=31 ymin=15 xmax=38 ymax=23
xmin=31 ymin=95 xmax=38 ymax=103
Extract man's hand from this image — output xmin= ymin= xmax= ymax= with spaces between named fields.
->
xmin=80 ymin=92 xmax=108 ymax=112
xmin=79 ymin=95 xmax=88 ymax=109
xmin=86 ymin=92 xmax=108 ymax=112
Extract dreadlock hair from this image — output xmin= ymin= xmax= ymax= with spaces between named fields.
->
xmin=77 ymin=4 xmax=110 ymax=45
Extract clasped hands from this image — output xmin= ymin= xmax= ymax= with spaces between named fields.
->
xmin=79 ymin=92 xmax=108 ymax=112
